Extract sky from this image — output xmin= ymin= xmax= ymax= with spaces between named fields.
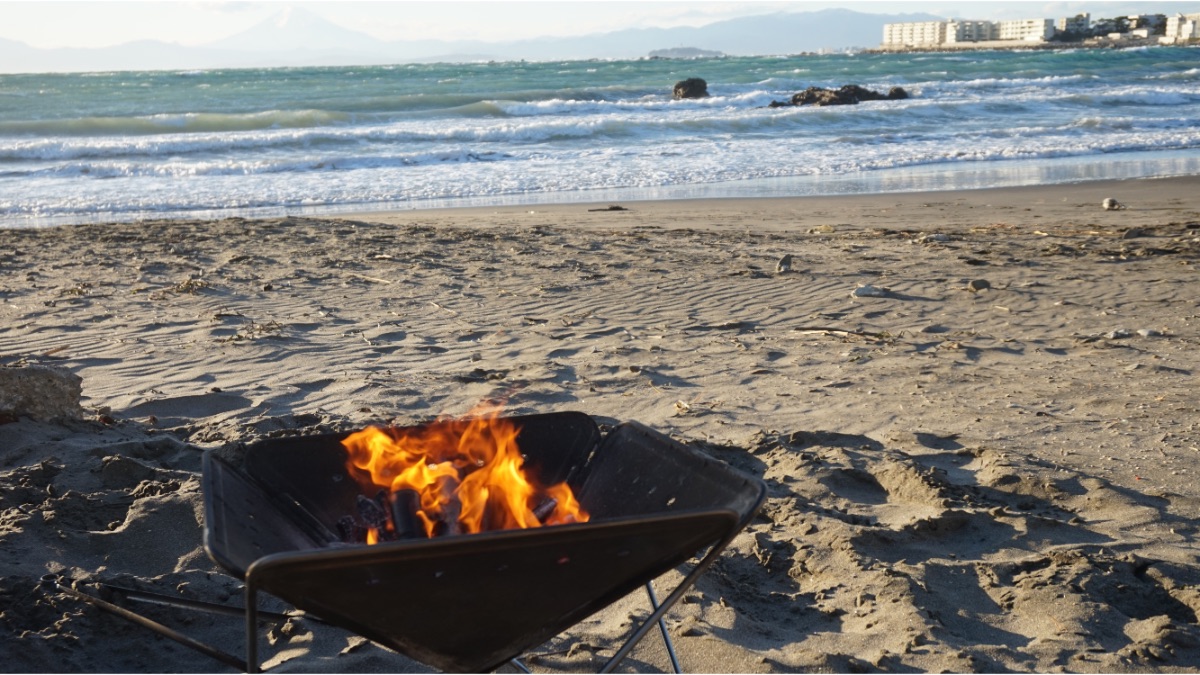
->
xmin=1 ymin=1 xmax=1192 ymax=49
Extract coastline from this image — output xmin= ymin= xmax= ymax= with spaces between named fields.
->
xmin=4 ymin=176 xmax=1200 ymax=671
xmin=339 ymin=174 xmax=1200 ymax=234
xmin=866 ymin=36 xmax=1176 ymax=53
xmin=9 ymin=151 xmax=1200 ymax=230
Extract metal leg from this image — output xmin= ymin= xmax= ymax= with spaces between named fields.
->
xmin=245 ymin=580 xmax=260 ymax=674
xmin=645 ymin=581 xmax=682 ymax=674
xmin=43 ymin=575 xmax=246 ymax=671
xmin=101 ymin=581 xmax=308 ymax=623
xmin=508 ymin=657 xmax=533 ymax=673
xmin=600 ymin=536 xmax=734 ymax=674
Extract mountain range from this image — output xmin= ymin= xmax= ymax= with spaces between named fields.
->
xmin=0 ymin=7 xmax=943 ymax=74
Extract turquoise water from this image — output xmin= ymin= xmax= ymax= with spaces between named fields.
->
xmin=1 ymin=47 xmax=1198 ymax=226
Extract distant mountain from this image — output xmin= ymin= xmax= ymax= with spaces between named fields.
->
xmin=501 ymin=9 xmax=943 ymax=59
xmin=208 ymin=6 xmax=391 ymax=53
xmin=0 ymin=8 xmax=944 ymax=74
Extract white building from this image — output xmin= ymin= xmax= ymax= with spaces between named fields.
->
xmin=881 ymin=14 xmax=1095 ymax=48
xmin=882 ymin=21 xmax=948 ymax=47
xmin=1165 ymin=13 xmax=1200 ymax=41
xmin=1056 ymin=13 xmax=1091 ymax=34
xmin=1127 ymin=14 xmax=1165 ymax=30
xmin=946 ymin=20 xmax=998 ymax=43
xmin=998 ymin=18 xmax=1056 ymax=41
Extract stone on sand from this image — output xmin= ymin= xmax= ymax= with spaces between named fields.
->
xmin=776 ymin=254 xmax=793 ymax=274
xmin=851 ymin=284 xmax=890 ymax=298
xmin=0 ymin=365 xmax=83 ymax=422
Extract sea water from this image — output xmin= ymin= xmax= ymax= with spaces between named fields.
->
xmin=1 ymin=47 xmax=1198 ymax=227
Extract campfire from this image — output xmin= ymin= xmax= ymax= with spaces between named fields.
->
xmin=338 ymin=407 xmax=588 ymax=544
xmin=193 ymin=410 xmax=767 ymax=672
xmin=46 ymin=407 xmax=767 ymax=673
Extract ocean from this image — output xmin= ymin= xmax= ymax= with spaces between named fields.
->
xmin=2 ymin=46 xmax=1199 ymax=227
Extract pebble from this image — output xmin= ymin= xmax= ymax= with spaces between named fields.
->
xmin=966 ymin=279 xmax=991 ymax=292
xmin=851 ymin=284 xmax=890 ymax=298
xmin=1106 ymin=328 xmax=1133 ymax=339
xmin=1137 ymin=328 xmax=1162 ymax=338
xmin=776 ymin=254 xmax=793 ymax=274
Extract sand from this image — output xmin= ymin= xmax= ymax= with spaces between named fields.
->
xmin=3 ymin=175 xmax=1200 ymax=673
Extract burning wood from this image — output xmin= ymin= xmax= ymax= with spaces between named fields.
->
xmin=437 ymin=497 xmax=462 ymax=537
xmin=338 ymin=406 xmax=589 ymax=544
xmin=335 ymin=490 xmax=429 ymax=545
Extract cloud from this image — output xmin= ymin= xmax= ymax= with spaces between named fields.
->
xmin=187 ymin=1 xmax=267 ymax=13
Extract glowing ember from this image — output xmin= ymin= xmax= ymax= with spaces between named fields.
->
xmin=341 ymin=406 xmax=588 ymax=541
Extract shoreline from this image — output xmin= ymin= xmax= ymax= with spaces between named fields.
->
xmin=7 ymin=151 xmax=1200 ymax=229
xmin=4 ymin=176 xmax=1200 ymax=672
xmin=339 ymin=174 xmax=1200 ymax=232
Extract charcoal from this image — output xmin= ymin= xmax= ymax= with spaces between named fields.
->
xmin=357 ymin=491 xmax=397 ymax=542
xmin=533 ymin=498 xmax=558 ymax=524
xmin=336 ymin=515 xmax=365 ymax=544
xmin=389 ymin=489 xmax=425 ymax=540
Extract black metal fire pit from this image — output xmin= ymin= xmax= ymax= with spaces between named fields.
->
xmin=201 ymin=411 xmax=764 ymax=673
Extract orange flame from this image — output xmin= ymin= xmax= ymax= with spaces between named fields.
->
xmin=341 ymin=406 xmax=588 ymax=540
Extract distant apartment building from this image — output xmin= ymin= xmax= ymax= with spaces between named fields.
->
xmin=946 ymin=20 xmax=998 ymax=43
xmin=997 ymin=18 xmax=1056 ymax=41
xmin=1165 ymin=12 xmax=1200 ymax=41
xmin=882 ymin=16 xmax=1060 ymax=47
xmin=882 ymin=21 xmax=947 ymax=47
xmin=1127 ymin=14 xmax=1165 ymax=30
xmin=1056 ymin=13 xmax=1091 ymax=34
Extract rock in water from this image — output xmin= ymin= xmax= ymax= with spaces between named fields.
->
xmin=776 ymin=254 xmax=793 ymax=274
xmin=0 ymin=365 xmax=84 ymax=422
xmin=1102 ymin=198 xmax=1124 ymax=211
xmin=778 ymin=84 xmax=904 ymax=107
xmin=673 ymin=78 xmax=708 ymax=99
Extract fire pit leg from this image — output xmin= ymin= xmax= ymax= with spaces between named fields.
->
xmin=600 ymin=537 xmax=734 ymax=674
xmin=645 ymin=581 xmax=681 ymax=674
xmin=245 ymin=581 xmax=260 ymax=673
xmin=41 ymin=575 xmax=247 ymax=671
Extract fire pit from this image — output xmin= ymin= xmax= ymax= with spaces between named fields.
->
xmin=198 ymin=411 xmax=765 ymax=672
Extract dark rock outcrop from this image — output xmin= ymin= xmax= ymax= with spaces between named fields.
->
xmin=673 ymin=78 xmax=709 ymax=99
xmin=769 ymin=84 xmax=909 ymax=108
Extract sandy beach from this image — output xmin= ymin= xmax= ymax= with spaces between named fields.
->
xmin=3 ymin=175 xmax=1200 ymax=673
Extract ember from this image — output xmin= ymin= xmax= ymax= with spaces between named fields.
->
xmin=340 ymin=406 xmax=588 ymax=542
